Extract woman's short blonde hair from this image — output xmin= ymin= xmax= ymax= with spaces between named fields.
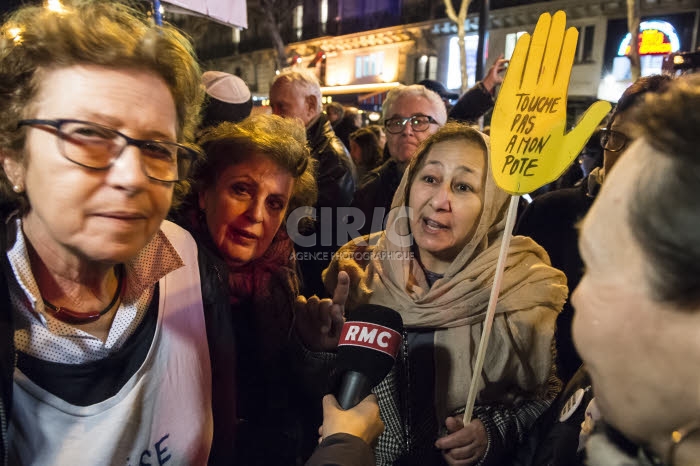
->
xmin=193 ymin=114 xmax=318 ymax=220
xmin=0 ymin=0 xmax=203 ymax=215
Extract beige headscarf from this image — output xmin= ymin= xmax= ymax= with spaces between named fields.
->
xmin=324 ymin=130 xmax=567 ymax=419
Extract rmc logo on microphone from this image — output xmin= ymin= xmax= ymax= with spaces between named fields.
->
xmin=338 ymin=322 xmax=402 ymax=358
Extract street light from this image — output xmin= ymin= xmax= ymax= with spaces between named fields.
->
xmin=45 ymin=0 xmax=66 ymax=13
xmin=7 ymin=27 xmax=22 ymax=43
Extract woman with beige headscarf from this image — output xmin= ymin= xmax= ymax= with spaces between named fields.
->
xmin=324 ymin=122 xmax=567 ymax=465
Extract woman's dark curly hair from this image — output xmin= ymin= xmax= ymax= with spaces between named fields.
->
xmin=189 ymin=114 xmax=318 ymax=222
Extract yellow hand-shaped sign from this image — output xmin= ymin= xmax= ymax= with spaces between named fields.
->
xmin=491 ymin=11 xmax=612 ymax=195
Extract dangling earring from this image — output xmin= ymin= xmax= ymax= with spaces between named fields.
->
xmin=667 ymin=421 xmax=700 ymax=465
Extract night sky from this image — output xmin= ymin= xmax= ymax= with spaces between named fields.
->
xmin=2 ymin=0 xmax=39 ymax=17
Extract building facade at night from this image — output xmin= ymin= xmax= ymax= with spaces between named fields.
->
xmin=188 ymin=0 xmax=698 ymax=110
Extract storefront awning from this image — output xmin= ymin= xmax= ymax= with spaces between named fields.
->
xmin=358 ymin=90 xmax=390 ymax=106
xmin=163 ymin=0 xmax=247 ymax=28
xmin=320 ymin=82 xmax=400 ymax=96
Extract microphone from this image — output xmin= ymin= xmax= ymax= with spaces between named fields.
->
xmin=335 ymin=304 xmax=403 ymax=410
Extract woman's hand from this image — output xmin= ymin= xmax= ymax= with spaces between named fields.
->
xmin=294 ymin=271 xmax=349 ymax=352
xmin=435 ymin=416 xmax=488 ymax=466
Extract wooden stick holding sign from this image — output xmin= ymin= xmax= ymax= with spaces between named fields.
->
xmin=462 ymin=194 xmax=519 ymax=424
xmin=463 ymin=10 xmax=611 ymax=425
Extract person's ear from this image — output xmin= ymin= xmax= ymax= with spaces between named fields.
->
xmin=305 ymin=94 xmax=319 ymax=119
xmin=1 ymin=150 xmax=26 ymax=193
xmin=198 ymin=189 xmax=208 ymax=211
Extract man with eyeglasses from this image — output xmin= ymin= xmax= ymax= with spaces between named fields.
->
xmin=514 ymin=75 xmax=672 ymax=389
xmin=352 ymin=85 xmax=447 ymax=236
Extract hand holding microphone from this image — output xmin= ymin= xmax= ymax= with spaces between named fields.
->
xmin=318 ymin=393 xmax=384 ymax=446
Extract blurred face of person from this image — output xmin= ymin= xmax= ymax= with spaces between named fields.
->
xmin=386 ymin=95 xmax=441 ymax=165
xmin=572 ymin=141 xmax=700 ymax=448
xmin=199 ymin=154 xmax=294 ymax=267
xmin=376 ymin=128 xmax=387 ymax=151
xmin=269 ymin=79 xmax=317 ymax=126
xmin=352 ymin=112 xmax=363 ymax=127
xmin=349 ymin=140 xmax=363 ymax=166
xmin=327 ymin=107 xmax=342 ymax=124
xmin=4 ymin=65 xmax=175 ymax=265
xmin=408 ymin=139 xmax=486 ymax=274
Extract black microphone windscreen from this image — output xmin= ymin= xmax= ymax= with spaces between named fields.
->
xmin=336 ymin=304 xmax=404 ymax=387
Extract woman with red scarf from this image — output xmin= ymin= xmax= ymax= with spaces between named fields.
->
xmin=176 ymin=114 xmax=333 ymax=465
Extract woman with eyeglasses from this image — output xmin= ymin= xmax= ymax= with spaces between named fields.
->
xmin=352 ymin=85 xmax=447 ymax=236
xmin=325 ymin=122 xmax=567 ymax=465
xmin=0 ymin=3 xmax=386 ymax=466
xmin=0 ymin=3 xmax=237 ymax=465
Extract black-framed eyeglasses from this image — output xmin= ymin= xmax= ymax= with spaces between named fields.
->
xmin=17 ymin=119 xmax=200 ymax=182
xmin=384 ymin=115 xmax=439 ymax=134
xmin=599 ymin=128 xmax=630 ymax=153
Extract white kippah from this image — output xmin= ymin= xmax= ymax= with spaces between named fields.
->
xmin=202 ymin=71 xmax=251 ymax=104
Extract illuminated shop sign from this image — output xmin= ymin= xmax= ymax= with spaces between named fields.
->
xmin=618 ymin=20 xmax=681 ymax=56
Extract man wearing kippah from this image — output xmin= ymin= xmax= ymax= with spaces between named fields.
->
xmin=200 ymin=71 xmax=253 ymax=129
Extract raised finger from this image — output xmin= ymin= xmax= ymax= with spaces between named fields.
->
xmin=522 ymin=12 xmax=551 ymax=89
xmin=540 ymin=10 xmax=566 ymax=85
xmin=332 ymin=271 xmax=350 ymax=308
xmin=497 ymin=59 xmax=509 ymax=73
xmin=494 ymin=54 xmax=507 ymax=69
xmin=501 ymin=34 xmax=529 ymax=97
xmin=554 ymin=25 xmax=579 ymax=89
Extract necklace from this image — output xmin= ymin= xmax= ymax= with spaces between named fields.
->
xmin=42 ymin=266 xmax=124 ymax=325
